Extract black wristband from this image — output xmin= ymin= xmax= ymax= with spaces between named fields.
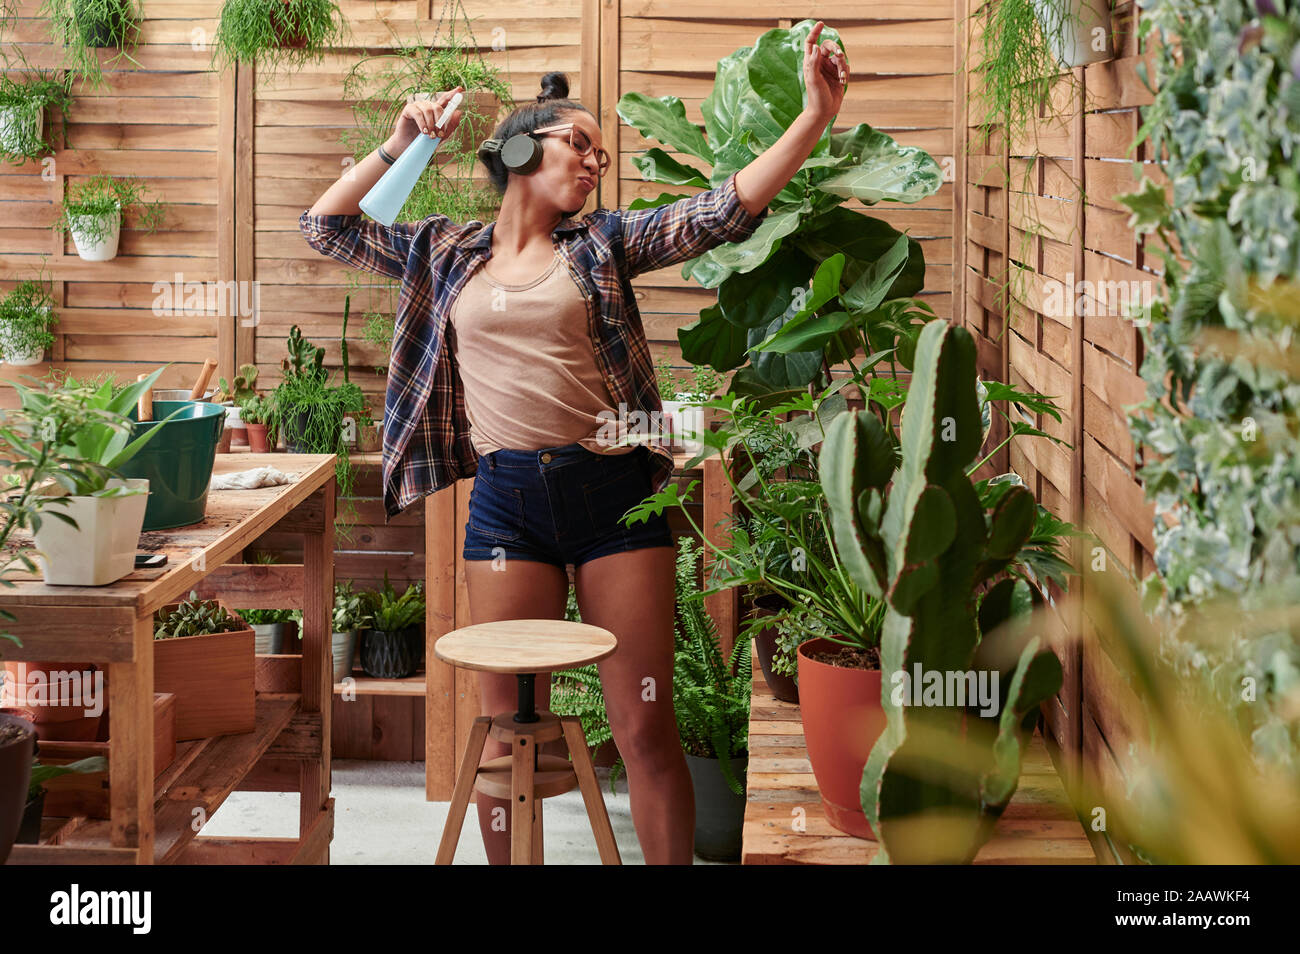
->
xmin=377 ymin=144 xmax=397 ymax=165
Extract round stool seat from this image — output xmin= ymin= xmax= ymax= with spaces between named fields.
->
xmin=434 ymin=619 xmax=617 ymax=673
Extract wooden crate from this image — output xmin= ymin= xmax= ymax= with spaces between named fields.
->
xmin=39 ymin=693 xmax=178 ymax=819
xmin=153 ymin=605 xmax=256 ymax=740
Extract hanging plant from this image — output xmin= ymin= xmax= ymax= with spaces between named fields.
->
xmin=0 ymin=70 xmax=73 ymax=165
xmin=55 ymin=174 xmax=165 ymax=261
xmin=0 ymin=272 xmax=58 ymax=366
xmin=39 ymin=0 xmax=143 ymax=91
xmin=211 ymin=0 xmax=349 ymax=76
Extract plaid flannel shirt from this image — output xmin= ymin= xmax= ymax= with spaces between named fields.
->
xmin=298 ymin=171 xmax=769 ymax=518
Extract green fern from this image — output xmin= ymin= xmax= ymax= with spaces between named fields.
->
xmin=672 ymin=536 xmax=751 ymax=796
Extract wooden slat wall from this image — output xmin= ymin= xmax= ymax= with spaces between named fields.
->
xmin=959 ymin=0 xmax=1159 ymax=862
xmin=614 ymin=0 xmax=957 ymax=378
xmin=0 ymin=0 xmax=232 ymax=403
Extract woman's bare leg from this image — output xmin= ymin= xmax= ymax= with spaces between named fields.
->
xmin=464 ymin=556 xmax=569 ymax=865
xmin=575 ymin=544 xmax=693 ymax=864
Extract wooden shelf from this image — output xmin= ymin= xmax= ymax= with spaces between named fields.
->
xmin=334 ymin=673 xmax=425 ymax=696
xmin=11 ymin=694 xmax=305 ymax=865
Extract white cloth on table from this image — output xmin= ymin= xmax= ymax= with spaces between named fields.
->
xmin=209 ymin=466 xmax=298 ymax=490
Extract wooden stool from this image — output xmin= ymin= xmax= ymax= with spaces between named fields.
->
xmin=433 ymin=619 xmax=621 ymax=865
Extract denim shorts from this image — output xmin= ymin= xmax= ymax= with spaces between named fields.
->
xmin=463 ymin=441 xmax=673 ymax=568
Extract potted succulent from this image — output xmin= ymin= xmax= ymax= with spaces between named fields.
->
xmin=211 ymin=0 xmax=348 ymax=77
xmin=13 ymin=369 xmax=178 ymax=586
xmin=239 ymin=393 xmax=273 ymax=453
xmin=331 ymin=581 xmax=370 ymax=683
xmin=56 ymin=174 xmax=165 ymax=262
xmin=0 ymin=69 xmax=73 ymax=165
xmin=269 ymin=324 xmax=364 ymax=497
xmin=153 ymin=591 xmax=255 ymax=740
xmin=238 ymin=608 xmax=299 ymax=654
xmin=655 ymin=352 xmax=721 ymax=456
xmin=672 ymin=537 xmax=751 ymax=863
xmin=0 ymin=713 xmax=35 ymax=862
xmin=38 ymin=0 xmax=143 ymax=90
xmin=18 ymin=754 xmax=107 ymax=844
xmin=0 ymin=274 xmax=58 ymax=366
xmin=358 ymin=575 xmax=424 ymax=679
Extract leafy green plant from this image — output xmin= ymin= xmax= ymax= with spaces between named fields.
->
xmin=39 ymin=0 xmax=142 ymax=90
xmin=0 ymin=69 xmax=73 ymax=164
xmin=11 ymin=366 xmax=177 ymax=498
xmin=29 ymin=755 xmax=108 ymax=802
xmin=214 ymin=363 xmax=259 ymax=404
xmin=363 ymin=574 xmax=424 ymax=632
xmin=820 ymin=319 xmax=1064 ymax=864
xmin=332 ymin=580 xmax=371 ymax=633
xmin=56 ymin=174 xmax=165 ymax=247
xmin=654 ymin=350 xmax=723 ymax=403
xmin=617 ymin=19 xmax=942 ymax=392
xmin=0 ymin=273 xmax=58 ymax=362
xmin=211 ymin=0 xmax=348 ymax=77
xmin=154 ymin=591 xmax=247 ymax=639
xmin=362 ymin=312 xmax=395 ymax=375
xmin=238 ymin=393 xmax=272 ymax=426
xmin=1117 ymin=0 xmax=1300 ymax=770
xmin=236 ymin=607 xmax=297 ymax=626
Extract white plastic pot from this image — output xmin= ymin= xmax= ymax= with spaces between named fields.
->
xmin=0 ymin=106 xmax=42 ymax=155
xmin=0 ymin=305 xmax=52 ymax=366
xmin=1034 ymin=0 xmax=1112 ymax=68
xmin=32 ymin=478 xmax=150 ymax=586
xmin=68 ymin=203 xmax=122 ymax=261
xmin=663 ymin=392 xmax=707 ymax=456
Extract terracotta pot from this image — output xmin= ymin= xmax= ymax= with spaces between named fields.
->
xmin=0 ymin=712 xmax=36 ymax=863
xmin=2 ymin=662 xmax=105 ymax=742
xmin=796 ymin=637 xmax=886 ymax=840
xmin=246 ymin=422 xmax=270 ymax=453
xmin=750 ymin=593 xmax=798 ymax=703
xmin=270 ymin=0 xmax=309 ymax=49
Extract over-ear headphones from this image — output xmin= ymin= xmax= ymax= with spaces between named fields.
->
xmin=479 ymin=132 xmax=545 ymax=174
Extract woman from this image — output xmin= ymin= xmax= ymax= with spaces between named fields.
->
xmin=301 ymin=22 xmax=847 ymax=864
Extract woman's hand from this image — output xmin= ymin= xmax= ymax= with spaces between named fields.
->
xmin=803 ymin=21 xmax=847 ymax=123
xmin=386 ymin=86 xmax=466 ymax=153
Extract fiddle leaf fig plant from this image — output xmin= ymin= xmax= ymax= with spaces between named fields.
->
xmin=617 ymin=18 xmax=943 ymax=391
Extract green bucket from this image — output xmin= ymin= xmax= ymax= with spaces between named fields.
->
xmin=119 ymin=400 xmax=226 ymax=531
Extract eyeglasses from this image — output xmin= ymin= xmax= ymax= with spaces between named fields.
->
xmin=531 ymin=122 xmax=611 ymax=176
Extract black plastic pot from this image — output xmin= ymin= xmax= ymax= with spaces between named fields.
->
xmin=283 ymin=406 xmax=343 ymax=454
xmin=359 ymin=626 xmax=421 ymax=678
xmin=751 ymin=593 xmax=799 ymax=703
xmin=17 ymin=788 xmax=44 ymax=844
xmin=685 ymin=751 xmax=747 ymax=863
xmin=0 ymin=713 xmax=36 ymax=863
xmin=73 ymin=0 xmax=131 ymax=47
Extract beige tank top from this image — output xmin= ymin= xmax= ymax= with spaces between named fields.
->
xmin=448 ymin=250 xmax=636 ymax=458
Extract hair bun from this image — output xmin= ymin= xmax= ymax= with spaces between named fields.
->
xmin=536 ymin=71 xmax=569 ymax=103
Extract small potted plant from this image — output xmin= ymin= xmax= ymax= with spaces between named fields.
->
xmin=56 ymin=174 xmax=165 ymax=262
xmin=671 ymin=537 xmax=750 ymax=863
xmin=38 ymin=0 xmax=143 ymax=90
xmin=13 ymin=368 xmax=178 ymax=586
xmin=18 ymin=754 xmax=107 ymax=844
xmin=0 ymin=69 xmax=72 ymax=165
xmin=358 ymin=575 xmax=424 ymax=679
xmin=211 ymin=0 xmax=348 ymax=77
xmin=239 ymin=393 xmax=273 ymax=453
xmin=153 ymin=591 xmax=255 ymax=740
xmin=238 ymin=607 xmax=299 ymax=654
xmin=0 ymin=274 xmax=58 ymax=366
xmin=654 ymin=352 xmax=720 ymax=456
xmin=331 ymin=581 xmax=370 ymax=683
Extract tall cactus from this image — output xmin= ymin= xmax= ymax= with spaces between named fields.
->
xmin=820 ymin=319 xmax=1062 ymax=863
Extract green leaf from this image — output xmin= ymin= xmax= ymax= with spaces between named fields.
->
xmin=631 ymin=149 xmax=709 ymax=189
xmin=817 ymin=124 xmax=943 ymax=204
xmin=841 ymin=233 xmax=912 ymax=314
xmin=678 ymin=303 xmax=749 ymax=371
xmin=615 ymin=92 xmax=713 ymax=163
xmin=1116 ymin=177 xmax=1170 ymax=236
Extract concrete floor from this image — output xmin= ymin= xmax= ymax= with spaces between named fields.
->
xmin=200 ymin=759 xmax=727 ymax=864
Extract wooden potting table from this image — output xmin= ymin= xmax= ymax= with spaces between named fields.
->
xmin=742 ymin=655 xmax=1098 ymax=865
xmin=2 ymin=453 xmax=337 ymax=865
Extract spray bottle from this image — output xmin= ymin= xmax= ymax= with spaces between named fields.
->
xmin=359 ymin=90 xmax=465 ymax=227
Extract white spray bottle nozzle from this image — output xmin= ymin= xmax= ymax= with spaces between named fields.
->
xmin=433 ymin=91 xmax=464 ymax=138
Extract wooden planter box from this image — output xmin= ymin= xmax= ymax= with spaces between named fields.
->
xmin=40 ymin=693 xmax=177 ymax=819
xmin=153 ymin=604 xmax=256 ymax=740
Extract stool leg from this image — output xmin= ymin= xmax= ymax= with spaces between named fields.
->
xmin=531 ymin=798 xmax=544 ymax=865
xmin=435 ymin=716 xmax=491 ymax=865
xmin=511 ymin=733 xmax=536 ymax=865
xmin=560 ymin=716 xmax=622 ymax=865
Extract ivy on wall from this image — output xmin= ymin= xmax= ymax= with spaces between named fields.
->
xmin=1121 ymin=0 xmax=1300 ymax=768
